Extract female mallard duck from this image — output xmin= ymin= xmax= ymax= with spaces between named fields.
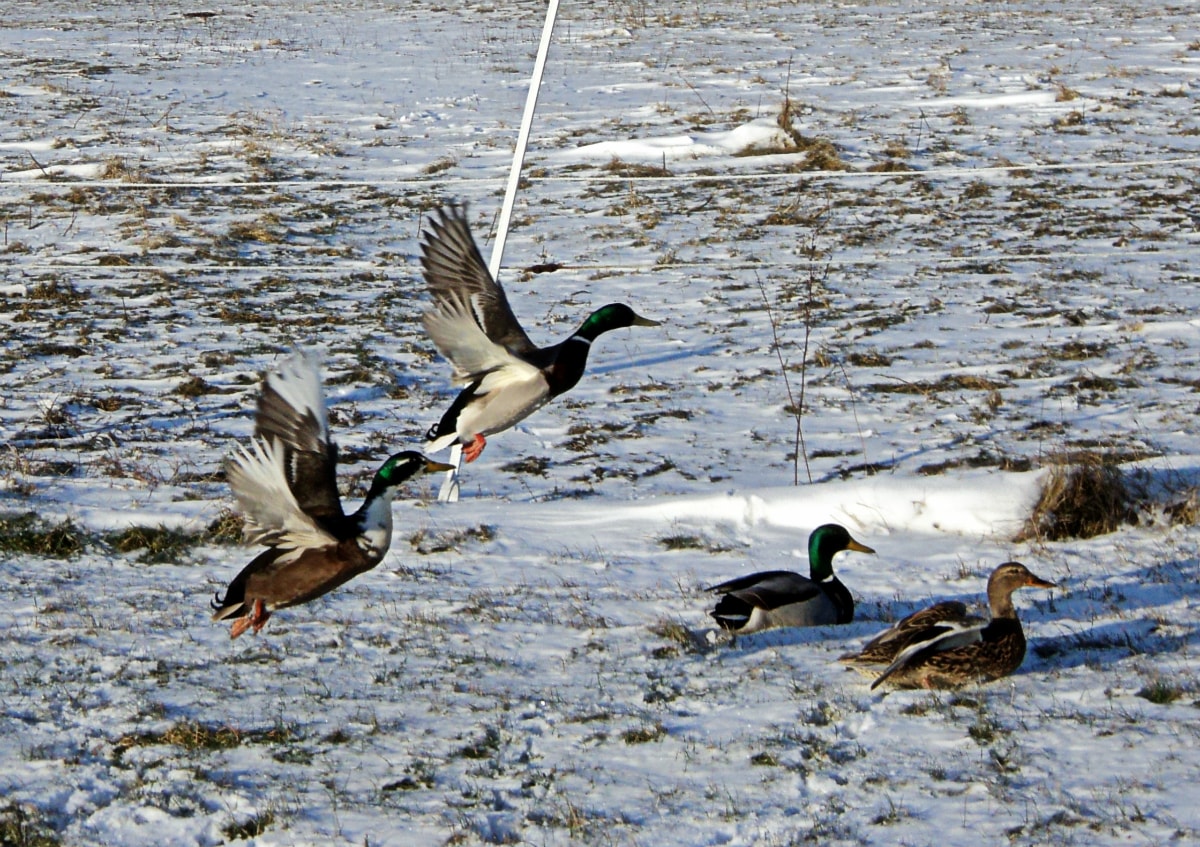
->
xmin=420 ymin=202 xmax=659 ymax=462
xmin=868 ymin=561 xmax=1056 ymax=690
xmin=706 ymin=524 xmax=875 ymax=634
xmin=837 ymin=601 xmax=978 ymax=673
xmin=211 ymin=351 xmax=452 ymax=639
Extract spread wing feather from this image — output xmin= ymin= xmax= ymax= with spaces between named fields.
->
xmin=420 ymin=203 xmax=539 ymax=358
xmin=226 ymin=437 xmax=338 ymax=552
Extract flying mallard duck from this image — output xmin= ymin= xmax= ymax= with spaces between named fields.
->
xmin=211 ymin=351 xmax=452 ymax=638
xmin=867 ymin=561 xmax=1056 ymax=690
xmin=420 ymin=202 xmax=659 ymax=462
xmin=837 ymin=600 xmax=978 ymax=673
xmin=705 ymin=523 xmax=875 ymax=634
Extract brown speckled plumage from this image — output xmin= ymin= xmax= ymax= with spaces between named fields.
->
xmin=868 ymin=562 xmax=1056 ymax=690
xmin=837 ymin=601 xmax=977 ymax=673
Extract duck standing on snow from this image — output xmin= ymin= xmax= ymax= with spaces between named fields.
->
xmin=420 ymin=202 xmax=659 ymax=462
xmin=211 ymin=351 xmax=452 ymax=639
xmin=706 ymin=524 xmax=875 ymax=634
xmin=866 ymin=561 xmax=1056 ymax=690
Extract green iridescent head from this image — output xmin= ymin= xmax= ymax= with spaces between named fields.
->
xmin=375 ymin=451 xmax=454 ymax=489
xmin=807 ymin=523 xmax=875 ymax=581
xmin=577 ymin=303 xmax=660 ymax=340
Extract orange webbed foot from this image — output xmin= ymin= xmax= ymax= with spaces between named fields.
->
xmin=462 ymin=433 xmax=486 ymax=463
xmin=229 ymin=599 xmax=270 ymax=639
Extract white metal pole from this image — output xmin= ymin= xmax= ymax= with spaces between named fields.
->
xmin=490 ymin=0 xmax=561 ymax=280
xmin=439 ymin=0 xmax=561 ymax=503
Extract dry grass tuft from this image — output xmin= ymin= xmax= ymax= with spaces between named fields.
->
xmin=621 ymin=722 xmax=667 ymax=744
xmin=409 ymin=524 xmax=497 ymax=555
xmin=601 ymin=157 xmax=671 ymax=178
xmin=222 ymin=811 xmax=276 ymax=841
xmin=0 ymin=801 xmax=60 ymax=847
xmin=113 ymin=720 xmax=300 ymax=762
xmin=205 ymin=509 xmax=246 ymax=543
xmin=648 ymin=618 xmax=711 ymax=655
xmin=103 ymin=525 xmax=198 ymax=564
xmin=1136 ymin=679 xmax=1183 ymax=705
xmin=1017 ymin=456 xmax=1136 ymax=541
xmin=0 ymin=513 xmax=90 ymax=558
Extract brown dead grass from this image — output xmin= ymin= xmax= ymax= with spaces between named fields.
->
xmin=1017 ymin=455 xmax=1136 ymax=541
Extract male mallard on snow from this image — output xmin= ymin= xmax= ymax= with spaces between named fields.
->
xmin=837 ymin=600 xmax=977 ymax=673
xmin=211 ymin=351 xmax=452 ymax=639
xmin=705 ymin=524 xmax=875 ymax=634
xmin=868 ymin=561 xmax=1056 ymax=690
xmin=420 ymin=202 xmax=659 ymax=462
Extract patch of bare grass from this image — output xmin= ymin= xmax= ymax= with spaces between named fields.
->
xmin=1016 ymin=455 xmax=1136 ymax=541
xmin=656 ymin=532 xmax=732 ymax=553
xmin=113 ymin=720 xmax=300 ymax=761
xmin=1136 ymin=679 xmax=1184 ymax=705
xmin=1163 ymin=488 xmax=1200 ymax=525
xmin=601 ymin=158 xmax=670 ymax=178
xmin=222 ymin=811 xmax=276 ymax=841
xmin=0 ymin=802 xmax=61 ymax=847
xmin=649 ymin=618 xmax=711 ymax=656
xmin=862 ymin=374 xmax=1006 ymax=396
xmin=0 ymin=513 xmax=90 ymax=558
xmin=204 ymin=509 xmax=245 ymax=543
xmin=621 ymin=722 xmax=667 ymax=744
xmin=103 ymin=525 xmax=198 ymax=564
xmin=409 ymin=524 xmax=497 ymax=555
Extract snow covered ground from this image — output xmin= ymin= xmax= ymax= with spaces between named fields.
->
xmin=1 ymin=1 xmax=1198 ymax=844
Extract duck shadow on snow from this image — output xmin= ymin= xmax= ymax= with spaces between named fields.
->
xmin=703 ymin=623 xmax=859 ymax=654
xmin=1030 ymin=553 xmax=1199 ymax=672
xmin=587 ymin=341 xmax=724 ymax=377
xmin=1027 ymin=618 xmax=1196 ymax=674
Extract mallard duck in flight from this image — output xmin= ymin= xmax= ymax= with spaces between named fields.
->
xmin=211 ymin=351 xmax=451 ymax=638
xmin=420 ymin=202 xmax=659 ymax=462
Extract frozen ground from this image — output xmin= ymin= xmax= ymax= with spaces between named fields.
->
xmin=1 ymin=1 xmax=1198 ymax=845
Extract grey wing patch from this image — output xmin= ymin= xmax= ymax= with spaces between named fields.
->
xmin=421 ymin=203 xmax=539 ymax=356
xmin=707 ymin=571 xmax=819 ymax=611
xmin=422 ymin=290 xmax=512 ymax=383
xmin=742 ymin=574 xmax=821 ymax=611
xmin=225 ymin=438 xmax=338 ymax=552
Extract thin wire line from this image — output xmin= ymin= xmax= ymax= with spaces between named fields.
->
xmin=9 ymin=246 xmax=1192 ymax=279
xmin=1 ymin=155 xmax=1196 ymax=192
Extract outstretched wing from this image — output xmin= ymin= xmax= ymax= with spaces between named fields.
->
xmin=225 ymin=437 xmax=339 ymax=552
xmin=253 ymin=350 xmax=343 ymax=522
xmin=420 ymin=203 xmax=540 ymax=361
xmin=423 ymin=291 xmax=541 ymax=384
